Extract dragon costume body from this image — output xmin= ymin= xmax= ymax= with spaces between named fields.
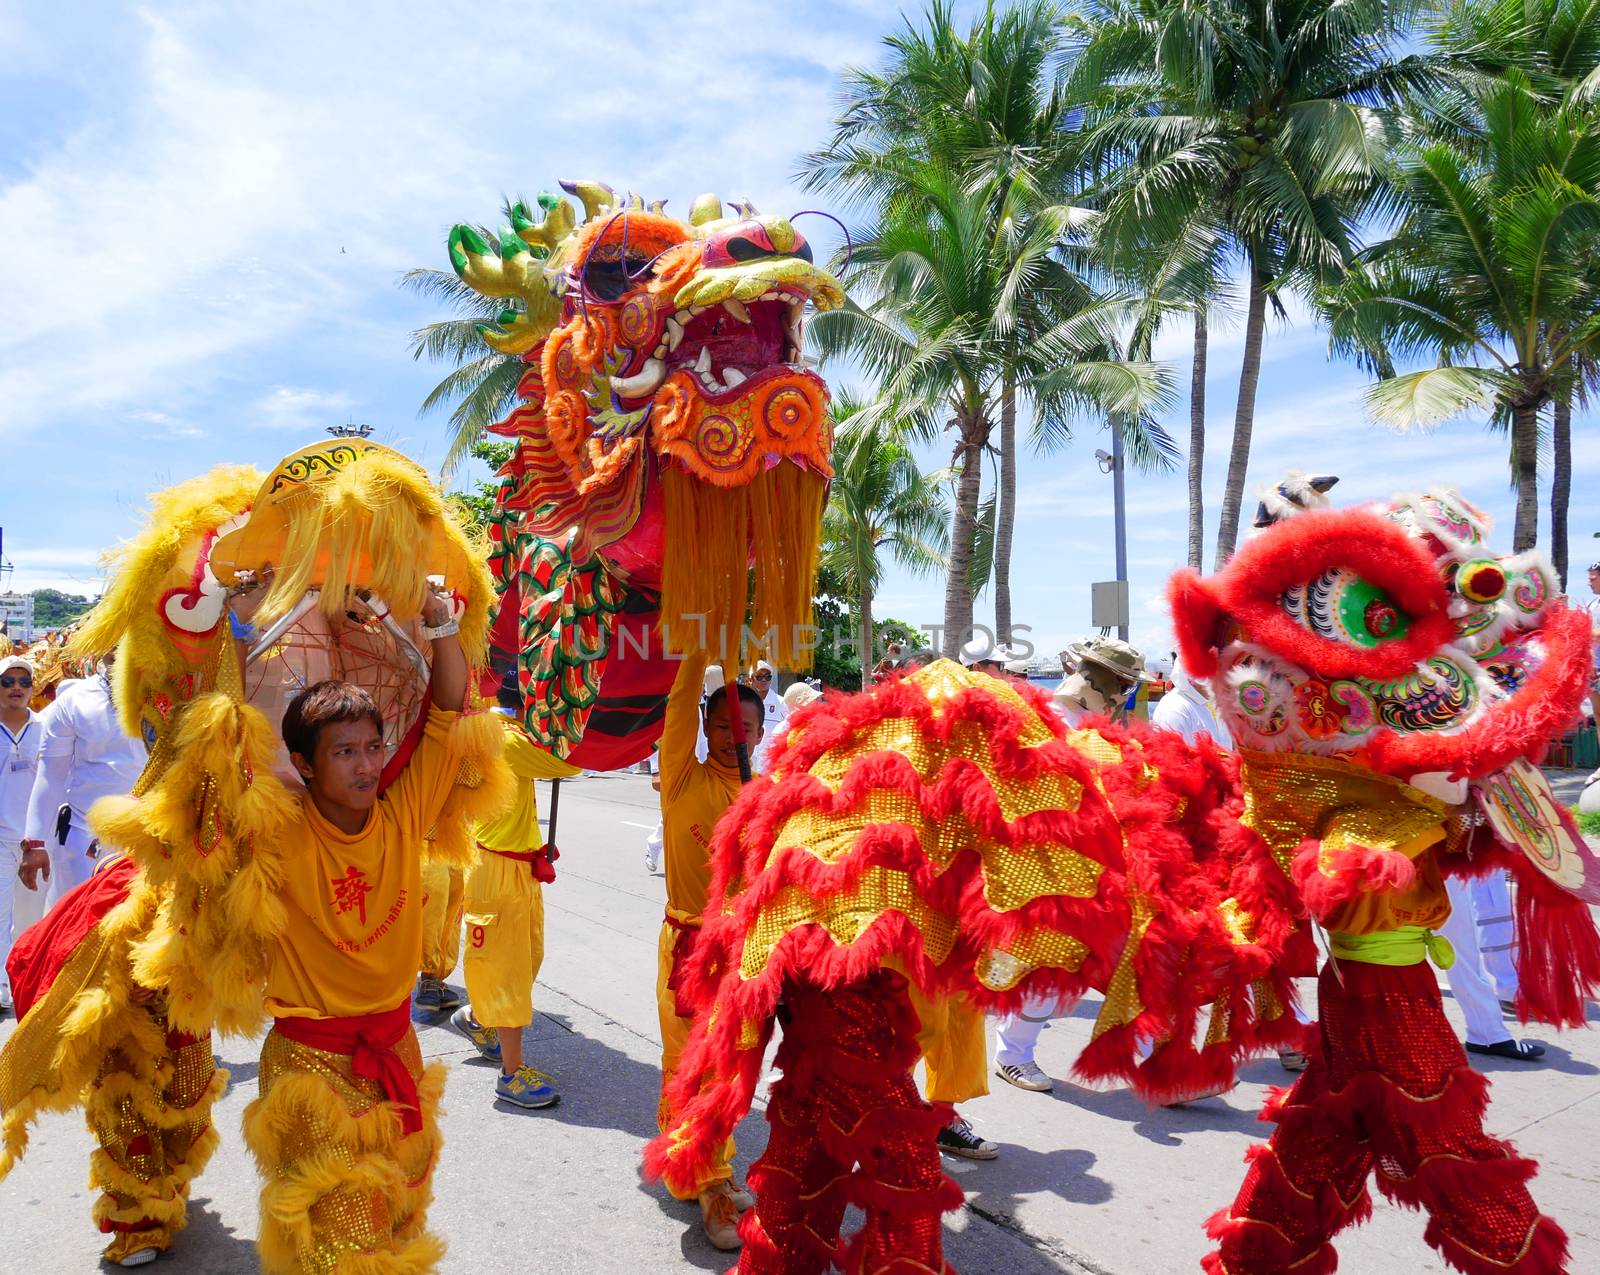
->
xmin=645 ymin=484 xmax=1599 ymax=1275
xmin=0 ymin=439 xmax=510 ymax=1272
xmin=447 ymin=180 xmax=843 ymax=768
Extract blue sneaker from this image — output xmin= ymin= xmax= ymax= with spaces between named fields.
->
xmin=449 ymin=1005 xmax=501 ymax=1064
xmin=495 ymin=1064 xmax=559 ymax=1109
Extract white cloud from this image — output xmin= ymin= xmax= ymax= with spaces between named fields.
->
xmin=250 ymin=386 xmax=357 ymax=432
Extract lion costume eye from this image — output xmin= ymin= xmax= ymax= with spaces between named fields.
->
xmin=1282 ymin=569 xmax=1414 ymax=649
xmin=580 ymin=252 xmax=658 ymax=303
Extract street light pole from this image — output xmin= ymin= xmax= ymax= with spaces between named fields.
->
xmin=1110 ymin=420 xmax=1128 ymax=641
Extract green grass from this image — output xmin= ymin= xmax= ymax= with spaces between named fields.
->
xmin=1576 ymin=807 xmax=1600 ymax=839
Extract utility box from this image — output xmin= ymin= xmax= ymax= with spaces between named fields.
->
xmin=1091 ymin=580 xmax=1129 ymax=631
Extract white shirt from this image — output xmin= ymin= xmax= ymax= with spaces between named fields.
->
xmin=0 ymin=707 xmax=44 ymax=848
xmin=754 ymin=689 xmax=789 ymax=773
xmin=1150 ymin=682 xmax=1233 ymax=748
xmin=23 ymin=675 xmax=147 ymax=845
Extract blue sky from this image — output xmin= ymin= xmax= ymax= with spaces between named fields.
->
xmin=1 ymin=2 xmax=1595 ymax=663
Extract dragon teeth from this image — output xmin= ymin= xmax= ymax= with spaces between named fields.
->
xmin=723 ymin=368 xmax=748 ymax=389
xmin=665 ymin=318 xmax=684 ymax=351
xmin=610 ymin=358 xmax=667 ymax=397
xmin=694 ymin=347 xmax=712 ymax=374
xmin=723 ymin=298 xmax=752 ymax=324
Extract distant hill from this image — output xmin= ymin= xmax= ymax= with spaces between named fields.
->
xmin=30 ymin=588 xmax=97 ymax=630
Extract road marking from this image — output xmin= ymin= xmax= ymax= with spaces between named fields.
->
xmin=619 ymin=819 xmax=657 ymax=830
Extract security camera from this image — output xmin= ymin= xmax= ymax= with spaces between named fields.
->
xmin=1094 ymin=448 xmax=1114 ymax=474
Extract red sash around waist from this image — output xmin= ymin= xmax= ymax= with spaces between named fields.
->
xmin=664 ymin=913 xmax=702 ymax=1019
xmin=273 ymin=1001 xmax=422 ymax=1135
xmin=479 ymin=841 xmax=558 ymax=883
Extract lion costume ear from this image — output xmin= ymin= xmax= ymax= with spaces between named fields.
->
xmin=1167 ymin=569 xmax=1223 ymax=679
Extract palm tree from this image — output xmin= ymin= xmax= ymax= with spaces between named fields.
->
xmin=1422 ymin=0 xmax=1600 ymax=580
xmin=809 ymin=160 xmax=1173 ymax=658
xmin=801 ymin=0 xmax=1093 ymax=645
xmin=1071 ymin=0 xmax=1435 ymax=566
xmin=400 ymin=202 xmax=538 ymax=478
xmin=821 ymin=395 xmax=949 ymax=687
xmin=1325 ymin=70 xmax=1600 ymax=553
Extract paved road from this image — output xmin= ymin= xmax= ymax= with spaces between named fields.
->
xmin=3 ymin=768 xmax=1598 ymax=1273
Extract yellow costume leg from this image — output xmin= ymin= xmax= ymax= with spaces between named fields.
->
xmin=243 ymin=1027 xmax=446 ymax=1275
xmin=418 ymin=863 xmax=464 ymax=982
xmin=906 ymin=982 xmax=990 ymax=1104
xmin=88 ymin=1019 xmax=226 ymax=1264
xmin=656 ymin=922 xmax=733 ymax=1199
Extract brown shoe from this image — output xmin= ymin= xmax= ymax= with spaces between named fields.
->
xmin=726 ymin=1178 xmax=755 ymax=1211
xmin=699 ymin=1183 xmax=742 ymax=1250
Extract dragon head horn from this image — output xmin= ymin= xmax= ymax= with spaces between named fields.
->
xmin=447 ymin=216 xmax=562 ymax=357
xmin=510 ymin=193 xmax=576 ymax=256
xmin=689 ymin=194 xmax=723 ymax=227
xmin=1252 ymin=470 xmax=1340 ymax=529
xmin=559 ymin=179 xmax=619 ymax=221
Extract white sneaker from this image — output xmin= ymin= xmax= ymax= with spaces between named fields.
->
xmin=995 ymin=1060 xmax=1053 ymax=1092
xmin=644 ymin=844 xmax=661 ymax=873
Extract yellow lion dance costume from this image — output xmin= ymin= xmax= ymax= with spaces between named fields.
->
xmin=0 ymin=439 xmax=511 ymax=1273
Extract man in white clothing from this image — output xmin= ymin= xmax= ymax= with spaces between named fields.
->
xmin=1583 ymin=561 xmax=1600 ymax=787
xmin=19 ymin=656 xmax=147 ymax=906
xmin=1150 ymin=663 xmax=1234 ymax=747
xmin=751 ymin=660 xmax=788 ymax=774
xmin=0 ymin=655 xmax=47 ymax=1014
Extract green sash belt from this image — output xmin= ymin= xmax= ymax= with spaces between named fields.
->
xmin=1329 ymin=925 xmax=1455 ymax=970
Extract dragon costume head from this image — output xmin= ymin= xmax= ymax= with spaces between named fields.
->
xmin=449 ymin=182 xmax=845 ymax=763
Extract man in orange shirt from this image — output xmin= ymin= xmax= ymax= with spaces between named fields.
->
xmin=657 ymin=652 xmax=763 ymax=1252
xmin=241 ymin=588 xmax=473 ymax=1275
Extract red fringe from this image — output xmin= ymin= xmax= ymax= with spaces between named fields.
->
xmin=1511 ymin=869 xmax=1600 ymax=1029
xmin=1168 ymin=508 xmax=1457 ymax=684
xmin=1290 ymin=840 xmax=1418 ymax=924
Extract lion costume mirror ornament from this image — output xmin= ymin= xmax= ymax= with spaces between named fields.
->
xmin=447 ymin=181 xmax=844 ymax=767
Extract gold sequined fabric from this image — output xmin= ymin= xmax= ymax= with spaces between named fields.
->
xmin=735 ymin=661 xmax=1117 ymax=991
xmin=88 ymin=1029 xmax=220 ymax=1237
xmin=1238 ymin=749 xmax=1450 ymax=933
xmin=245 ymin=1027 xmax=443 ymax=1275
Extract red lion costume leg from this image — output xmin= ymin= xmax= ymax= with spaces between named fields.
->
xmin=737 ymin=970 xmax=963 ymax=1275
xmin=1205 ymin=961 xmax=1568 ymax=1275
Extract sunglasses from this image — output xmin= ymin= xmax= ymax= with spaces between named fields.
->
xmin=754 ymin=671 xmax=773 ymax=680
xmin=0 ymin=675 xmax=32 ymax=689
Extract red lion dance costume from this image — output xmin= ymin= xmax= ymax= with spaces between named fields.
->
xmin=645 ymin=658 xmax=1314 ymax=1273
xmin=1169 ymin=484 xmax=1600 ymax=1275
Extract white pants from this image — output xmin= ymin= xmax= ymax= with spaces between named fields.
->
xmin=994 ymin=993 xmax=1061 ymax=1067
xmin=45 ymin=821 xmax=97 ymax=908
xmin=995 ymin=983 xmax=1315 ymax=1069
xmin=1441 ymin=872 xmax=1518 ymax=1046
xmin=0 ymin=838 xmax=49 ymax=1005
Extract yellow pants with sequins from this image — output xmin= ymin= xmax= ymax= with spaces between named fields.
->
xmin=88 ymin=1023 xmax=223 ymax=1262
xmin=242 ymin=1026 xmax=446 ymax=1275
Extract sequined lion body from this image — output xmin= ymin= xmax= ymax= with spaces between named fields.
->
xmin=0 ymin=440 xmax=510 ymax=1272
xmin=448 ymin=181 xmax=843 ymax=769
xmin=645 ymin=660 xmax=1309 ymax=1273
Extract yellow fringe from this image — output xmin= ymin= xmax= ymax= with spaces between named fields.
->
xmin=250 ymin=447 xmax=496 ymax=664
xmin=420 ymin=712 xmax=517 ymax=871
xmin=659 ymin=464 xmax=824 ymax=669
xmin=68 ymin=465 xmax=263 ymax=738
xmin=91 ymin=694 xmax=299 ymax=1038
xmin=244 ymin=1057 xmax=447 ymax=1275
